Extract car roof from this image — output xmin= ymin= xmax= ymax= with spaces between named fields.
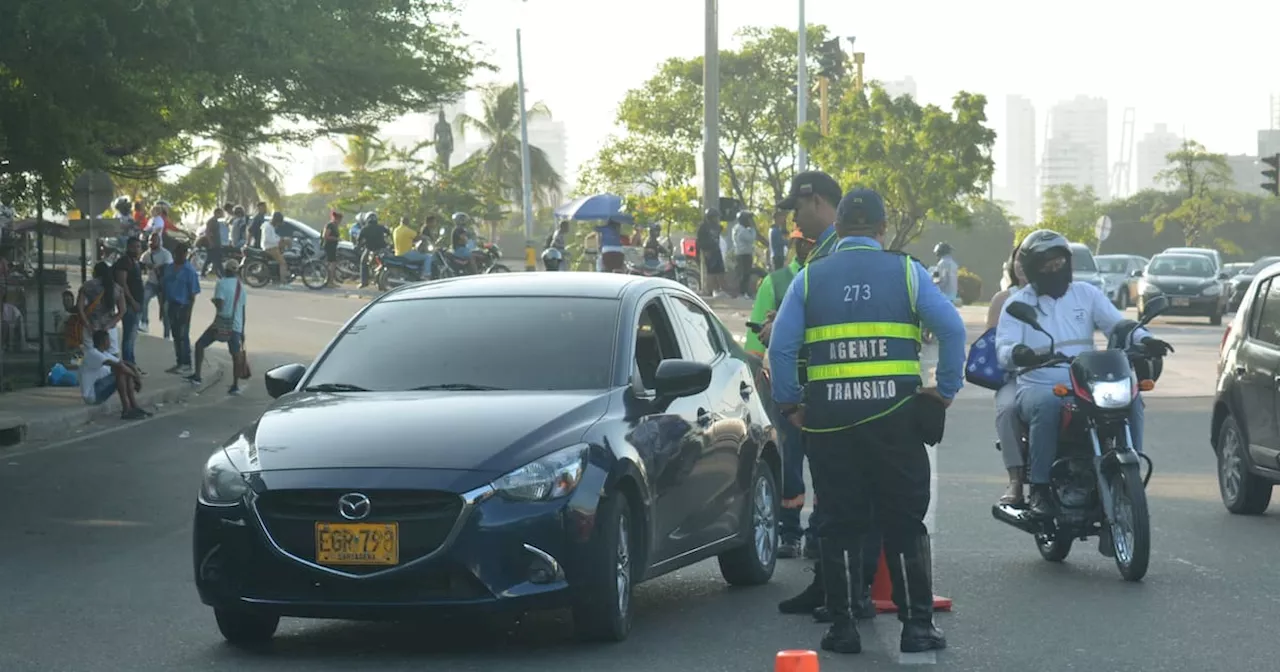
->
xmin=377 ymin=272 xmax=687 ymax=302
xmin=1151 ymin=252 xmax=1211 ymax=262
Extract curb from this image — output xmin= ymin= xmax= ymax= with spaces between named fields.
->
xmin=4 ymin=360 xmax=226 ymax=446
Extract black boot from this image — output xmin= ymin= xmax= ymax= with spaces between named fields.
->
xmin=1028 ymin=483 xmax=1056 ymax=518
xmin=885 ymin=536 xmax=947 ymax=654
xmin=818 ymin=538 xmax=862 ymax=654
xmin=778 ymin=560 xmax=824 ymax=615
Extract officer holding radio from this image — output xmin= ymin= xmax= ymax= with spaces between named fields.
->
xmin=768 ymin=188 xmax=965 ymax=655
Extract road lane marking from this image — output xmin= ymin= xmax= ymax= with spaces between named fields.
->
xmin=295 ymin=317 xmax=346 ymax=326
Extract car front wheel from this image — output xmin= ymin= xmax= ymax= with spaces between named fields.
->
xmin=572 ymin=491 xmax=634 ymax=642
xmin=214 ymin=609 xmax=279 ymax=647
xmin=717 ymin=457 xmax=779 ymax=586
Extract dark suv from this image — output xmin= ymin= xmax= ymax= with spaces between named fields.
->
xmin=1211 ymin=259 xmax=1280 ymax=514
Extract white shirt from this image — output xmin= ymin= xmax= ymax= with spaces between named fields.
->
xmin=995 ymin=281 xmax=1150 ymax=388
xmin=142 ymin=247 xmax=173 ymax=284
xmin=79 ymin=347 xmax=118 ymax=403
xmin=146 ymin=216 xmax=165 ymax=242
xmin=262 ymin=222 xmax=280 ymax=247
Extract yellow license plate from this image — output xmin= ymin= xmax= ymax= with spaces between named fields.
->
xmin=315 ymin=522 xmax=399 ymax=566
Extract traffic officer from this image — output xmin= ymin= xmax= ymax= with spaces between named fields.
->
xmin=768 ymin=187 xmax=965 ymax=655
xmin=767 ymin=171 xmax=882 ymax=624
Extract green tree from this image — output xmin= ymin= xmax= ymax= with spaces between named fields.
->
xmin=1031 ymin=184 xmax=1104 ymax=247
xmin=1149 ymin=140 xmax=1251 ymax=246
xmin=804 ymin=84 xmax=996 ymax=250
xmin=0 ymin=0 xmax=478 ymax=207
xmin=455 ymin=83 xmax=563 ymax=209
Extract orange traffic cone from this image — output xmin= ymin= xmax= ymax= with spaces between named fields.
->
xmin=869 ymin=548 xmax=953 ymax=613
xmin=775 ymin=650 xmax=820 ymax=672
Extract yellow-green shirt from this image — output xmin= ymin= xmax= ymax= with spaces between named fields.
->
xmin=744 ymin=260 xmax=801 ymax=355
xmin=393 ymin=225 xmax=417 ymax=256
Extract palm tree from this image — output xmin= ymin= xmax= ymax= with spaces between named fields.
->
xmin=194 ymin=142 xmax=284 ymax=208
xmin=310 ymin=135 xmax=389 ymax=196
xmin=455 ymin=83 xmax=563 ymax=209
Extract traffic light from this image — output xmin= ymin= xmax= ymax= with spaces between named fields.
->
xmin=1263 ymin=154 xmax=1280 ymax=197
xmin=816 ymin=38 xmax=846 ymax=79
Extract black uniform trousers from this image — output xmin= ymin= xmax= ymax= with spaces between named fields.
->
xmin=806 ymin=402 xmax=930 ymax=554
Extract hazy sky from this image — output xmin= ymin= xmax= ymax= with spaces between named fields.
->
xmin=282 ymin=0 xmax=1280 ymax=194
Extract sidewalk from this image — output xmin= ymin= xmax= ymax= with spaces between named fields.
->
xmin=0 ymin=333 xmax=225 ymax=447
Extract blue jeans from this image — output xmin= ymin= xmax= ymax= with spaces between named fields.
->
xmin=121 ymin=309 xmax=139 ymax=364
xmin=1017 ymin=384 xmax=1145 ymax=484
xmin=402 ymin=251 xmax=431 ymax=277
xmin=778 ymin=418 xmax=807 ymax=542
xmin=167 ymin=301 xmax=193 ymax=366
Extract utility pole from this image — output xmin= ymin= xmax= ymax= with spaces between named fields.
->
xmin=703 ymin=0 xmax=720 ymax=213
xmin=516 ymin=24 xmax=536 ymax=271
xmin=796 ymin=0 xmax=808 ymax=171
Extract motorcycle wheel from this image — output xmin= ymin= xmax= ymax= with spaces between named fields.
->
xmin=300 ymin=261 xmax=328 ymax=290
xmin=487 ymin=264 xmax=511 ymax=273
xmin=240 ymin=260 xmax=271 ymax=288
xmin=338 ymin=259 xmax=359 ymax=282
xmin=1034 ymin=523 xmax=1074 ymax=562
xmin=1107 ymin=462 xmax=1151 ymax=581
xmin=680 ymin=269 xmax=702 ymax=293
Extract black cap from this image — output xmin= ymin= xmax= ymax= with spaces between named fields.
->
xmin=779 ymin=171 xmax=842 ymax=210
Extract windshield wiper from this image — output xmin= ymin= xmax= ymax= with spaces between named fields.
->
xmin=410 ymin=383 xmax=508 ymax=391
xmin=304 ymin=383 xmax=371 ymax=392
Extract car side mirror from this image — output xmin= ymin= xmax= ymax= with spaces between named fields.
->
xmin=1004 ymin=301 xmax=1041 ymax=329
xmin=264 ymin=363 xmax=307 ymax=399
xmin=654 ymin=360 xmax=712 ymax=399
xmin=1130 ymin=269 xmax=1143 ymax=278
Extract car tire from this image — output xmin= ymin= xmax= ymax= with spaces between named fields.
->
xmin=1217 ymin=414 xmax=1272 ymax=515
xmin=214 ymin=608 xmax=279 ymax=647
xmin=717 ymin=457 xmax=778 ymax=586
xmin=1115 ymin=292 xmax=1128 ymax=310
xmin=571 ymin=491 xmax=634 ymax=643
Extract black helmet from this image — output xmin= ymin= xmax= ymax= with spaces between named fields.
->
xmin=934 ymin=242 xmax=953 ymax=257
xmin=1017 ymin=229 xmax=1072 ymax=293
xmin=735 ymin=211 xmax=755 ymax=226
xmin=704 ymin=208 xmax=720 ymax=222
xmin=364 ymin=212 xmax=378 ymax=227
xmin=649 ymin=223 xmax=662 ymax=234
xmin=451 ymin=212 xmax=470 ymax=227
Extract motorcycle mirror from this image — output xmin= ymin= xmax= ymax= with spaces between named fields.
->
xmin=1004 ymin=301 xmax=1040 ymax=328
xmin=1138 ymin=294 xmax=1169 ymax=326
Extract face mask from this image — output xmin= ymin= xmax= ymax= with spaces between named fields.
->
xmin=1035 ymin=266 xmax=1072 ymax=299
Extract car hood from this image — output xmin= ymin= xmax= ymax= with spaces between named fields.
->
xmin=239 ymin=390 xmax=611 ymax=474
xmin=1146 ymin=274 xmax=1217 ymax=287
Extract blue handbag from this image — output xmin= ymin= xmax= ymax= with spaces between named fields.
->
xmin=965 ymin=326 xmax=1009 ymax=391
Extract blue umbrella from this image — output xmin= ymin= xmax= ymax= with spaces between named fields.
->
xmin=554 ymin=193 xmax=634 ymax=224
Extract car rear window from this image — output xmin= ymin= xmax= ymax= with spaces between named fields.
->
xmin=1149 ymin=255 xmax=1214 ymax=277
xmin=306 ymin=297 xmax=621 ymax=391
xmin=1070 ymin=247 xmax=1097 ymax=272
xmin=1096 ymin=257 xmax=1127 ymax=273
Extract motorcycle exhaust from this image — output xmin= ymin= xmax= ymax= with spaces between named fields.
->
xmin=991 ymin=503 xmax=1038 ymax=533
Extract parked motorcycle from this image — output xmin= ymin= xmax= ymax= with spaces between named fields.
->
xmin=990 ymin=294 xmax=1170 ymax=582
xmin=473 ymin=239 xmax=510 ymax=273
xmin=239 ymin=238 xmax=328 ymax=290
xmin=670 ymin=250 xmax=702 ymax=293
xmin=374 ymin=249 xmax=430 ymax=291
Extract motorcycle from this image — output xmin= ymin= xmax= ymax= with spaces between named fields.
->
xmin=473 ymin=239 xmax=510 ymax=273
xmin=990 ymin=294 xmax=1170 ymax=582
xmin=374 ymin=247 xmax=431 ymax=291
xmin=670 ymin=249 xmax=702 ymax=293
xmin=239 ymin=238 xmax=328 ymax=290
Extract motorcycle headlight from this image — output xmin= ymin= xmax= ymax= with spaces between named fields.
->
xmin=491 ymin=445 xmax=589 ymax=502
xmin=199 ymin=446 xmax=250 ymax=506
xmin=1202 ymin=284 xmax=1222 ymax=296
xmin=1090 ymin=379 xmax=1133 ymax=409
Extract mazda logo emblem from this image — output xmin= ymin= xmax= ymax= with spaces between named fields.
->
xmin=337 ymin=493 xmax=371 ymax=520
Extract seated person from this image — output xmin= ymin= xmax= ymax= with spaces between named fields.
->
xmin=449 ymin=226 xmax=478 ymax=275
xmin=80 ymin=329 xmax=148 ymax=420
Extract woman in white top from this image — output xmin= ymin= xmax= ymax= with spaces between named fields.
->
xmin=987 ymin=246 xmax=1029 ymax=506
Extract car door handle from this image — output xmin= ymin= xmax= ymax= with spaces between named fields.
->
xmin=696 ymin=408 xmax=713 ymax=427
xmin=739 ymin=381 xmax=753 ymax=398
xmin=1236 ymin=366 xmax=1247 ymax=377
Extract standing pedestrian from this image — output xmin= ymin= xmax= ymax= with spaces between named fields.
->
xmin=696 ymin=209 xmax=726 ymax=297
xmin=113 ymin=237 xmax=145 ymax=368
xmin=262 ymin=212 xmax=289 ymax=284
xmin=768 ymin=187 xmax=965 ymax=655
xmin=323 ymin=211 xmax=343 ymax=287
xmin=229 ymin=205 xmax=249 ymax=248
xmin=201 ymin=208 xmax=225 ymax=277
xmin=140 ymin=235 xmax=173 ymax=337
xmin=933 ymin=242 xmax=960 ymax=305
xmin=731 ymin=211 xmax=757 ymax=299
xmin=188 ymin=259 xmax=246 ymax=395
xmin=162 ymin=243 xmax=201 ymax=375
xmin=769 ymin=210 xmax=789 ymax=270
xmin=248 ymin=202 xmax=267 ymax=249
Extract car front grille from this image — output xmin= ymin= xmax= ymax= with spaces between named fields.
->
xmin=255 ymin=489 xmax=464 ymax=575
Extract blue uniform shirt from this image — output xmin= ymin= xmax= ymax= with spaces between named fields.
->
xmin=768 ymin=235 xmax=966 ymax=405
xmin=162 ymin=260 xmax=201 ymax=305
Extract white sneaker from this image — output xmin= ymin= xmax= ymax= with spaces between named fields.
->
xmin=178 ymin=365 xmax=194 ymax=376
xmin=139 ymin=322 xmax=149 ymax=333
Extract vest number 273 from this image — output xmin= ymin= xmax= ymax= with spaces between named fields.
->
xmin=843 ymin=284 xmax=872 ymax=302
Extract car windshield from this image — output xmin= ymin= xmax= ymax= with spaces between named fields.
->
xmin=305 ymin=297 xmax=621 ymax=391
xmin=1070 ymin=249 xmax=1097 ymax=272
xmin=1096 ymin=257 xmax=1128 ymax=274
xmin=1149 ymin=255 xmax=1215 ymax=277
xmin=1245 ymin=257 xmax=1280 ymax=276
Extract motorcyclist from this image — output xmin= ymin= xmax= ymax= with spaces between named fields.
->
xmin=932 ymin=242 xmax=959 ymax=305
xmin=994 ymin=230 xmax=1174 ymax=518
xmin=449 ymin=221 xmax=479 ymax=276
xmin=355 ymin=212 xmax=390 ymax=288
xmin=642 ymin=223 xmax=667 ymax=266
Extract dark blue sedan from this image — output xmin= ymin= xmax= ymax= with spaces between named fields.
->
xmin=193 ymin=272 xmax=782 ymax=645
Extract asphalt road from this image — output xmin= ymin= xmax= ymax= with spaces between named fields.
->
xmin=2 ymin=285 xmax=1276 ymax=671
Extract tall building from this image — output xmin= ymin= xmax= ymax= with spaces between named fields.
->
xmin=1135 ymin=123 xmax=1181 ymax=191
xmin=1005 ymin=95 xmax=1037 ymax=225
xmin=1041 ymin=96 xmax=1109 ymax=200
xmin=1225 ymin=155 xmax=1264 ymax=195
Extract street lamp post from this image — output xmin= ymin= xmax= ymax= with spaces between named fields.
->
xmin=797 ymin=0 xmax=808 ymax=172
xmin=514 ymin=23 xmax=535 ymax=270
xmin=702 ymin=0 xmax=720 ymax=213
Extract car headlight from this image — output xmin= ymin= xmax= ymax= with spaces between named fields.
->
xmin=1140 ymin=280 xmax=1157 ymax=295
xmin=1202 ymin=284 xmax=1222 ymax=296
xmin=1090 ymin=379 xmax=1133 ymax=409
xmin=491 ymin=444 xmax=589 ymax=502
xmin=199 ymin=447 xmax=250 ymax=506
